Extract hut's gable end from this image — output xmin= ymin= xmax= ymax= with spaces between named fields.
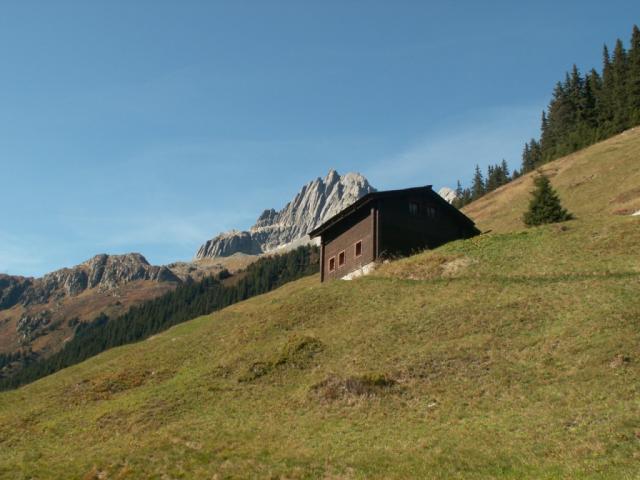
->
xmin=322 ymin=206 xmax=375 ymax=282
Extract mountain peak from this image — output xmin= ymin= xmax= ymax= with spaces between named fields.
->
xmin=437 ymin=187 xmax=459 ymax=204
xmin=324 ymin=168 xmax=340 ymax=184
xmin=195 ymin=170 xmax=376 ymax=259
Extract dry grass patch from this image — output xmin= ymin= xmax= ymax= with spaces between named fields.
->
xmin=377 ymin=253 xmax=474 ymax=280
xmin=239 ymin=335 xmax=324 ymax=382
xmin=68 ymin=368 xmax=173 ymax=403
xmin=311 ymin=373 xmax=398 ymax=402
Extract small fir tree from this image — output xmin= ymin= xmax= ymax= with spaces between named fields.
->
xmin=523 ymin=174 xmax=572 ymax=226
xmin=485 ymin=164 xmax=496 ymax=191
xmin=454 ymin=180 xmax=464 ymax=198
xmin=471 ymin=165 xmax=485 ymax=200
xmin=500 ymin=159 xmax=510 ymax=182
xmin=452 ymin=180 xmax=464 ymax=208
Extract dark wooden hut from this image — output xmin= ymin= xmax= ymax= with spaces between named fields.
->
xmin=309 ymin=185 xmax=480 ymax=281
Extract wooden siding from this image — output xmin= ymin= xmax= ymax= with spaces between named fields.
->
xmin=378 ymin=191 xmax=474 ymax=257
xmin=322 ymin=207 xmax=375 ymax=281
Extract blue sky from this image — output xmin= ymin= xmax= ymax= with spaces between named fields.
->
xmin=2 ymin=1 xmax=639 ymax=276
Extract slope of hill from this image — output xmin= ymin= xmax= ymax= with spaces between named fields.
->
xmin=1 ymin=130 xmax=639 ymax=478
xmin=463 ymin=126 xmax=640 ymax=233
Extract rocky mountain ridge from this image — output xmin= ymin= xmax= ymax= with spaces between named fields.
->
xmin=0 ymin=253 xmax=179 ymax=311
xmin=195 ymin=170 xmax=376 ymax=258
xmin=0 ymin=253 xmax=181 ymax=356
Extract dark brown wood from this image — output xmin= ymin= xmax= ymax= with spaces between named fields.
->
xmin=320 ymin=205 xmax=375 ymax=282
xmin=319 ymin=241 xmax=325 ymax=282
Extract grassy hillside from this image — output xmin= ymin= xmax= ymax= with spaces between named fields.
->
xmin=1 ymin=131 xmax=640 ymax=479
xmin=463 ymin=126 xmax=640 ymax=233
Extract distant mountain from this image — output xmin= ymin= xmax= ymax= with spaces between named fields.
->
xmin=0 ymin=253 xmax=178 ymax=312
xmin=437 ymin=186 xmax=458 ymax=204
xmin=0 ymin=253 xmax=183 ymax=372
xmin=195 ymin=169 xmax=376 ymax=259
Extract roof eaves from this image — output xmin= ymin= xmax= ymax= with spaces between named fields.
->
xmin=308 ymin=185 xmax=435 ymax=238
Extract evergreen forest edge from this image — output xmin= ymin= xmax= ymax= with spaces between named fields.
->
xmin=453 ymin=25 xmax=640 ymax=207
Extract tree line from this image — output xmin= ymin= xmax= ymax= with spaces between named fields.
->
xmin=454 ymin=25 xmax=640 ymax=207
xmin=0 ymin=245 xmax=319 ymax=391
xmin=453 ymin=161 xmax=512 ymax=207
xmin=0 ymin=351 xmax=26 ymax=371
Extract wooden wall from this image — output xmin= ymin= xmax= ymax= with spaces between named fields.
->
xmin=322 ymin=206 xmax=375 ymax=281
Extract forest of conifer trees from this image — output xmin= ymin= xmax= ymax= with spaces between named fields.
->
xmin=454 ymin=25 xmax=640 ymax=208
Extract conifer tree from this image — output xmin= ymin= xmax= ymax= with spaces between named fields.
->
xmin=485 ymin=165 xmax=496 ymax=191
xmin=500 ymin=159 xmax=510 ymax=182
xmin=584 ymin=69 xmax=601 ymax=131
xmin=568 ymin=64 xmax=584 ymax=121
xmin=471 ymin=165 xmax=485 ymax=200
xmin=628 ymin=25 xmax=640 ymax=124
xmin=599 ymin=44 xmax=614 ymax=132
xmin=521 ymin=142 xmax=532 ymax=173
xmin=543 ymin=80 xmax=575 ymax=159
xmin=611 ymin=39 xmax=629 ymax=132
xmin=485 ymin=161 xmax=510 ymax=191
xmin=540 ymin=111 xmax=549 ymax=143
xmin=530 ymin=139 xmax=542 ymax=167
xmin=523 ymin=174 xmax=572 ymax=226
xmin=461 ymin=187 xmax=472 ymax=206
xmin=455 ymin=180 xmax=463 ymax=199
xmin=452 ymin=180 xmax=464 ymax=208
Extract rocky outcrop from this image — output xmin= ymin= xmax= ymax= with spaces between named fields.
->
xmin=195 ymin=170 xmax=376 ymax=259
xmin=0 ymin=275 xmax=33 ymax=310
xmin=195 ymin=231 xmax=263 ymax=258
xmin=81 ymin=253 xmax=178 ymax=290
xmin=17 ymin=311 xmax=52 ymax=344
xmin=1 ymin=253 xmax=180 ymax=308
xmin=438 ymin=187 xmax=458 ymax=204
